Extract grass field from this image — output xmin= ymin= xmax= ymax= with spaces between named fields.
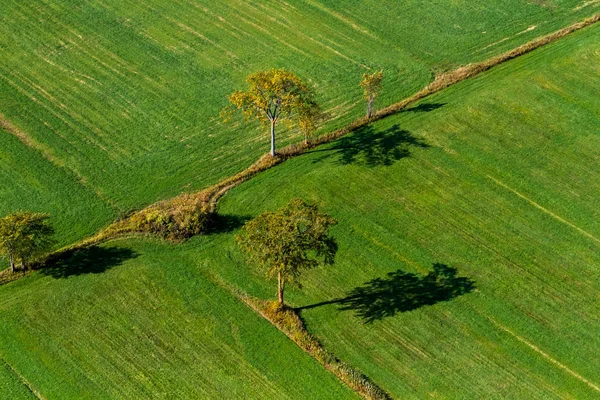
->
xmin=1 ymin=0 xmax=598 ymax=228
xmin=187 ymin=23 xmax=600 ymax=398
xmin=0 ymin=127 xmax=114 ymax=246
xmin=1 ymin=2 xmax=600 ymax=399
xmin=0 ymin=361 xmax=36 ymax=400
xmin=0 ymin=239 xmax=356 ymax=399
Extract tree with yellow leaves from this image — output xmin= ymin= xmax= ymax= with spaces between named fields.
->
xmin=222 ymin=69 xmax=321 ymax=156
xmin=237 ymin=198 xmax=337 ymax=306
xmin=0 ymin=211 xmax=54 ymax=273
xmin=360 ymin=70 xmax=384 ymax=119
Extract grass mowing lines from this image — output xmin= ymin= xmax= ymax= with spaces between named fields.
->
xmin=486 ymin=174 xmax=600 ymax=246
xmin=0 ymin=2 xmax=599 ymax=398
xmin=0 ymin=359 xmax=39 ymax=400
xmin=200 ymin=23 xmax=600 ymax=398
xmin=0 ymin=128 xmax=115 ymax=248
xmin=1 ymin=0 xmax=598 ymax=217
xmin=0 ymin=240 xmax=356 ymax=399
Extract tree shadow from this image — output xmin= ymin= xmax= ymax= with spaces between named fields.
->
xmin=208 ymin=213 xmax=252 ymax=234
xmin=310 ymin=124 xmax=429 ymax=167
xmin=297 ymin=263 xmax=475 ymax=323
xmin=402 ymin=103 xmax=445 ymax=113
xmin=41 ymin=246 xmax=138 ymax=279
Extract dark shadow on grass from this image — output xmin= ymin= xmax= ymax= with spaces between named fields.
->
xmin=402 ymin=103 xmax=446 ymax=113
xmin=41 ymin=246 xmax=138 ymax=279
xmin=297 ymin=263 xmax=475 ymax=324
xmin=208 ymin=213 xmax=252 ymax=234
xmin=310 ymin=124 xmax=429 ymax=167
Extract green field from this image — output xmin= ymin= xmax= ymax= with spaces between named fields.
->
xmin=1 ymin=1 xmax=600 ymax=399
xmin=0 ymin=361 xmax=36 ymax=400
xmin=0 ymin=240 xmax=356 ymax=399
xmin=1 ymin=0 xmax=598 ymax=236
xmin=198 ymin=23 xmax=600 ymax=398
xmin=0 ymin=127 xmax=115 ymax=246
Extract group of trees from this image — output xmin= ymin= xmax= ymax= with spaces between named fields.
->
xmin=1 ymin=68 xmax=381 ymax=306
xmin=223 ymin=68 xmax=383 ymax=156
xmin=227 ymin=68 xmax=383 ymax=305
xmin=0 ymin=201 xmax=333 ymax=307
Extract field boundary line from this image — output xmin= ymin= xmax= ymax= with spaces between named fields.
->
xmin=1 ymin=357 xmax=44 ymax=400
xmin=196 ymin=269 xmax=391 ymax=399
xmin=488 ymin=318 xmax=600 ymax=393
xmin=203 ymin=12 xmax=600 ymax=209
xmin=0 ymin=114 xmax=121 ymax=213
xmin=239 ymin=295 xmax=391 ymax=399
xmin=0 ymin=114 xmax=63 ymax=168
xmin=487 ymin=175 xmax=600 ymax=245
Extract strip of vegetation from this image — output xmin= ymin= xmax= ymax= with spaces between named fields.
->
xmin=188 ymin=12 xmax=600 ymax=210
xmin=0 ymin=358 xmax=42 ymax=400
xmin=243 ymin=297 xmax=391 ymax=400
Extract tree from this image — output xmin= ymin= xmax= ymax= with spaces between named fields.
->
xmin=222 ymin=68 xmax=321 ymax=156
xmin=237 ymin=198 xmax=337 ymax=305
xmin=298 ymin=102 xmax=324 ymax=145
xmin=360 ymin=70 xmax=384 ymax=119
xmin=0 ymin=211 xmax=54 ymax=273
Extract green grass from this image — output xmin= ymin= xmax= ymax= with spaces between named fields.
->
xmin=1 ymin=0 xmax=598 ymax=219
xmin=1 ymin=3 xmax=600 ymax=398
xmin=186 ymin=23 xmax=600 ymax=398
xmin=0 ymin=361 xmax=36 ymax=399
xmin=0 ymin=128 xmax=114 ymax=246
xmin=0 ymin=239 xmax=356 ymax=399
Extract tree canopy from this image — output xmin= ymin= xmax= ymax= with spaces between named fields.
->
xmin=0 ymin=211 xmax=54 ymax=273
xmin=222 ymin=68 xmax=321 ymax=156
xmin=360 ymin=70 xmax=384 ymax=119
xmin=237 ymin=198 xmax=337 ymax=305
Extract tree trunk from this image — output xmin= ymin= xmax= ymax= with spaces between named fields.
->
xmin=367 ymin=93 xmax=374 ymax=119
xmin=7 ymin=243 xmax=14 ymax=273
xmin=270 ymin=119 xmax=276 ymax=156
xmin=277 ymin=272 xmax=284 ymax=305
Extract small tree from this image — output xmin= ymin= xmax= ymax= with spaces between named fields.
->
xmin=237 ymin=198 xmax=337 ymax=306
xmin=222 ymin=68 xmax=321 ymax=156
xmin=360 ymin=70 xmax=384 ymax=119
xmin=298 ymin=102 xmax=324 ymax=145
xmin=0 ymin=211 xmax=54 ymax=273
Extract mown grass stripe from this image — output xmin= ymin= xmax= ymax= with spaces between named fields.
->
xmin=487 ymin=174 xmax=600 ymax=245
xmin=0 ymin=113 xmax=121 ymax=214
xmin=1 ymin=358 xmax=44 ymax=400
xmin=488 ymin=318 xmax=600 ymax=393
xmin=0 ymin=113 xmax=64 ymax=168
